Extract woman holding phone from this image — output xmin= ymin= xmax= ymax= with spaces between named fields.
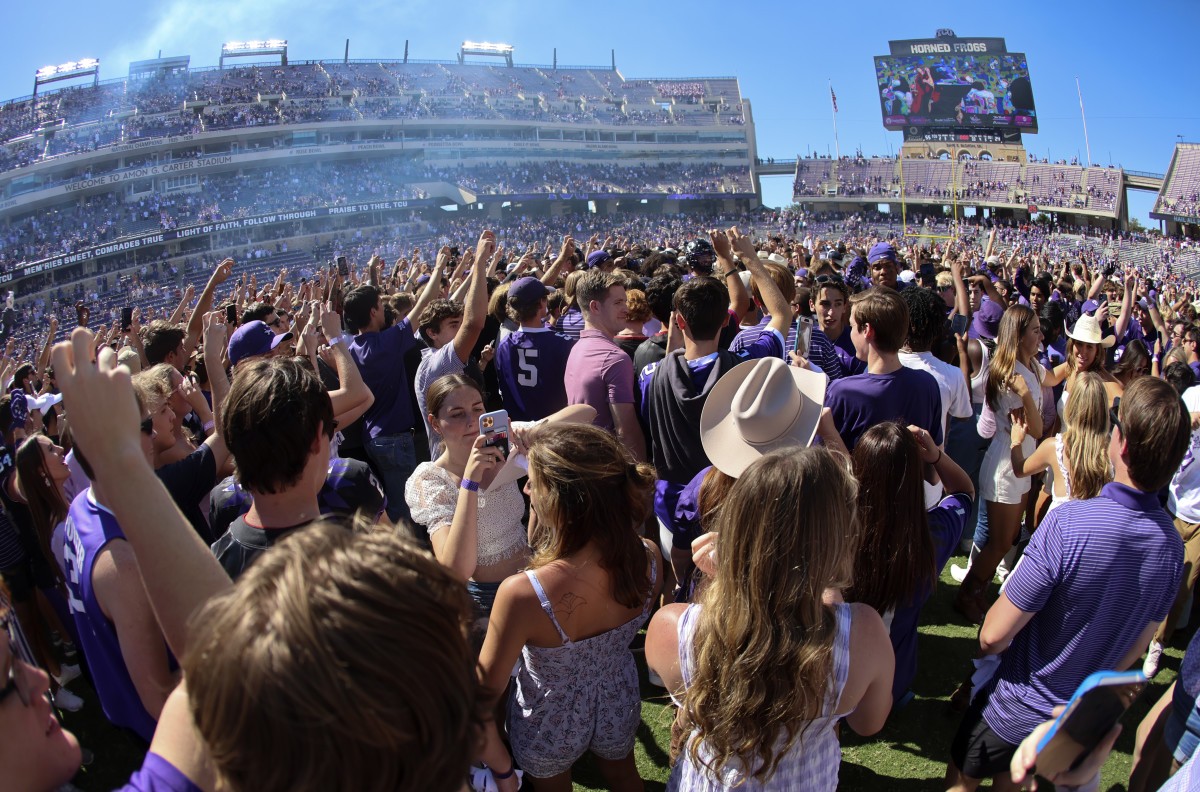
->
xmin=406 ymin=374 xmax=593 ymax=626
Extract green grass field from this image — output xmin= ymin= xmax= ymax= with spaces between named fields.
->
xmin=62 ymin=555 xmax=1185 ymax=791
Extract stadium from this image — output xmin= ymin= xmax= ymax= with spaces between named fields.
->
xmin=7 ymin=22 xmax=1200 ymax=792
xmin=0 ymin=41 xmax=758 ymax=325
xmin=3 ymin=32 xmax=1200 ymax=337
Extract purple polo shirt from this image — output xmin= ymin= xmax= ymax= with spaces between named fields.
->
xmin=983 ymin=482 xmax=1182 ymax=745
xmin=565 ymin=329 xmax=634 ymax=431
xmin=349 ymin=318 xmax=419 ymax=439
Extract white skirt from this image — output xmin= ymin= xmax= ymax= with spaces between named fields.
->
xmin=979 ymin=430 xmax=1034 ymax=505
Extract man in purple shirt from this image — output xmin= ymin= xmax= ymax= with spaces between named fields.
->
xmin=946 ymin=377 xmax=1191 ymax=790
xmin=344 ymin=258 xmax=443 ymax=522
xmin=825 ymin=287 xmax=943 ymax=451
xmin=495 ymin=277 xmax=575 ymax=421
xmin=564 ymin=271 xmax=646 ymax=460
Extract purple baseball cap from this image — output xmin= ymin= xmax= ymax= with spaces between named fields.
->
xmin=228 ymin=320 xmax=293 ymax=366
xmin=867 ymin=242 xmax=897 ymax=265
xmin=507 ymin=276 xmax=549 ymax=306
xmin=969 ymin=299 xmax=1004 ymax=340
xmin=586 ymin=250 xmax=612 ymax=269
xmin=1081 ymin=299 xmax=1100 ymax=315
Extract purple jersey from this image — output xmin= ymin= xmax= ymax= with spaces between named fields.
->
xmin=63 ymin=489 xmax=160 ymax=741
xmin=495 ymin=327 xmax=575 ymax=421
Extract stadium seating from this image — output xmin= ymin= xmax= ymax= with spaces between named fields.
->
xmin=1154 ymin=143 xmax=1200 ymax=218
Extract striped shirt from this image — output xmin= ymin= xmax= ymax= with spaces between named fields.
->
xmin=983 ymin=482 xmax=1182 ymax=745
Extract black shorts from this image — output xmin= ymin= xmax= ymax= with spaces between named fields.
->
xmin=950 ymin=685 xmax=1021 ymax=780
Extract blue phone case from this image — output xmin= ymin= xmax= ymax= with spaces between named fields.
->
xmin=1034 ymin=669 xmax=1146 ymax=755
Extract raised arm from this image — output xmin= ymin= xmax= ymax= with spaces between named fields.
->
xmin=321 ymin=303 xmax=374 ymax=425
xmin=36 ymin=316 xmax=58 ymax=382
xmin=167 ymin=284 xmax=195 ymax=327
xmin=731 ymin=228 xmax=790 ymax=337
xmin=711 ymin=228 xmax=751 ymax=321
xmin=52 ymin=330 xmax=234 ymax=661
xmin=949 ymin=247 xmax=970 ymax=319
xmin=540 ymin=236 xmax=576 ymax=287
xmin=201 ymin=312 xmax=230 ymax=432
xmin=186 ymin=259 xmax=234 ymax=355
xmin=452 ymin=231 xmax=494 ymax=364
xmin=409 ymin=247 xmax=451 ymax=331
xmin=1113 ymin=269 xmax=1136 ymax=340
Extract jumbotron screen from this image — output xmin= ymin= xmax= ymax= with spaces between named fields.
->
xmin=874 ymin=52 xmax=1037 ymax=132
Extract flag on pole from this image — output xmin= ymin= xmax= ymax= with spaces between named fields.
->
xmin=830 ymin=86 xmax=838 ymax=113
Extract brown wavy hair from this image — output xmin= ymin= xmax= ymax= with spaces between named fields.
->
xmin=526 ymin=423 xmax=655 ymax=609
xmin=986 ymin=304 xmax=1041 ymax=410
xmin=680 ymin=446 xmax=858 ymax=783
xmin=1061 ymin=371 xmax=1112 ymax=500
xmin=846 ymin=422 xmax=935 ymax=614
xmin=184 ymin=520 xmax=484 ymax=792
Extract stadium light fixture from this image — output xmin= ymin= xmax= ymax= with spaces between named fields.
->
xmin=32 ymin=57 xmax=100 ymax=100
xmin=220 ymin=39 xmax=288 ymax=69
xmin=460 ymin=40 xmax=514 ymax=67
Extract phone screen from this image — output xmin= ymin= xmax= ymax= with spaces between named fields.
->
xmin=120 ymin=306 xmax=133 ymax=331
xmin=1036 ymin=677 xmax=1143 ymax=777
xmin=950 ymin=313 xmax=969 ymax=336
xmin=479 ymin=410 xmax=510 ymax=459
xmin=337 ymin=256 xmax=349 ymax=277
xmin=225 ymin=304 xmax=238 ymax=325
xmin=794 ymin=317 xmax=813 ymax=358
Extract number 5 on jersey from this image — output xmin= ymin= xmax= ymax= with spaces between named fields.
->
xmin=517 ymin=347 xmax=538 ymax=387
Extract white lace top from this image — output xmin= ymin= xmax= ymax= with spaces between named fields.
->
xmin=404 ymin=462 xmax=528 ymax=568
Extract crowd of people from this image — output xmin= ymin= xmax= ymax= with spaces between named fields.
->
xmin=0 ymin=60 xmax=748 ymax=176
xmin=3 ymin=211 xmax=1200 ymax=792
xmin=792 ymin=154 xmax=1123 ymax=212
xmin=0 ymin=160 xmax=752 ymax=276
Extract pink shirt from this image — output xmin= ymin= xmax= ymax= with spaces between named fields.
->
xmin=564 ymin=329 xmax=635 ymax=431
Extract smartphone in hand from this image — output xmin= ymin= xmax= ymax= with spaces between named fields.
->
xmin=479 ymin=409 xmax=510 ymax=459
xmin=1034 ymin=670 xmax=1145 ymax=778
xmin=794 ymin=316 xmax=813 ymax=358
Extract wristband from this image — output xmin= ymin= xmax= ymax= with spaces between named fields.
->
xmin=202 ymin=419 xmax=215 ymax=433
xmin=934 ymin=447 xmax=942 ymax=465
xmin=491 ymin=765 xmax=515 ymax=780
xmin=460 ymin=478 xmax=480 ymax=492
xmin=722 ymin=269 xmax=740 ymax=279
xmin=328 ymin=335 xmax=345 ymax=346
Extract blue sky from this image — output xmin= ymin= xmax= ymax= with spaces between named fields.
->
xmin=4 ymin=0 xmax=1197 ymax=225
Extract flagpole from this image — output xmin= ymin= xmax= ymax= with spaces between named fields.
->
xmin=1076 ymin=77 xmax=1092 ymax=168
xmin=830 ymin=79 xmax=841 ymax=161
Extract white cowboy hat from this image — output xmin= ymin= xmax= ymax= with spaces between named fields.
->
xmin=700 ymin=358 xmax=828 ymax=478
xmin=1066 ymin=313 xmax=1116 ymax=348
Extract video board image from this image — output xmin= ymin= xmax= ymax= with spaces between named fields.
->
xmin=874 ymin=52 xmax=1037 ymax=132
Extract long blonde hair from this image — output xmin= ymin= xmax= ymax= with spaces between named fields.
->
xmin=1061 ymin=371 xmax=1112 ymax=499
xmin=680 ymin=447 xmax=857 ymax=783
xmin=986 ymin=304 xmax=1041 ymax=410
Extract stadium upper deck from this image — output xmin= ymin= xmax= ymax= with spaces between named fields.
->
xmin=793 ymin=155 xmax=1126 ymax=222
xmin=0 ymin=60 xmax=749 ymax=176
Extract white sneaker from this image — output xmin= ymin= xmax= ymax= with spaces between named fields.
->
xmin=1144 ymin=640 xmax=1165 ymax=679
xmin=950 ymin=563 xmax=970 ymax=583
xmin=54 ymin=663 xmax=81 ymax=687
xmin=52 ymin=686 xmax=84 ymax=712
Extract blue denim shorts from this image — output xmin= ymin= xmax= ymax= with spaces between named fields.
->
xmin=1165 ymin=685 xmax=1200 ymax=765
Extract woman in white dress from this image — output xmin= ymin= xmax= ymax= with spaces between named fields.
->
xmin=953 ymin=304 xmax=1043 ymax=624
